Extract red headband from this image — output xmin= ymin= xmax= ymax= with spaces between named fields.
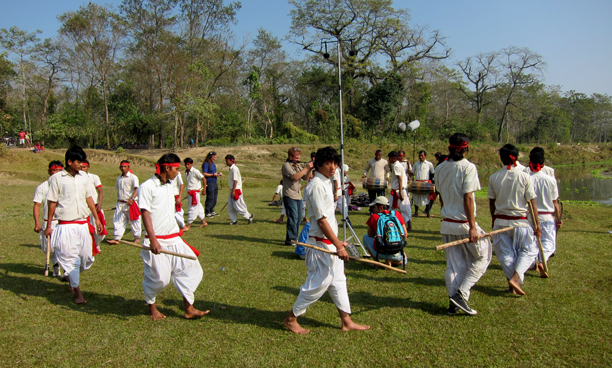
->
xmin=507 ymin=155 xmax=517 ymax=170
xmin=155 ymin=162 xmax=181 ymax=175
xmin=449 ymin=142 xmax=469 ymax=153
xmin=81 ymin=163 xmax=90 ymax=167
xmin=49 ymin=165 xmax=63 ymax=170
xmin=529 ymin=161 xmax=543 ymax=172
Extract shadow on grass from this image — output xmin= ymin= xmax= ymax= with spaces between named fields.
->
xmin=19 ymin=243 xmax=40 ymax=249
xmin=207 ymin=234 xmax=282 ymax=246
xmin=271 ymin=285 xmax=446 ymax=316
xmin=408 ymin=258 xmax=446 ymax=266
xmin=270 ymin=250 xmax=301 ymax=260
xmin=0 ymin=263 xmax=144 ymax=319
xmin=162 ymin=297 xmax=334 ymax=330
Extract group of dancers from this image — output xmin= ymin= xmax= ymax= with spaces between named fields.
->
xmin=31 ymin=135 xmax=561 ymax=331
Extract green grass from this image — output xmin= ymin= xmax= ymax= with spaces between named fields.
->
xmin=1 ymin=149 xmax=612 ymax=367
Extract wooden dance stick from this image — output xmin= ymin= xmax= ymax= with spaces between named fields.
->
xmin=103 ymin=207 xmax=116 ymax=212
xmin=435 ymin=226 xmax=514 ymax=251
xmin=44 ymin=235 xmax=51 ymax=276
xmin=292 ymin=241 xmax=407 ymax=275
xmin=528 ymin=202 xmax=549 ymax=273
xmin=118 ymin=239 xmax=197 ymax=260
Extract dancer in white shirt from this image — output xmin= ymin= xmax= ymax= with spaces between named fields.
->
xmin=183 ymin=157 xmax=207 ymax=231
xmin=411 ymin=151 xmax=435 ymax=217
xmin=107 ymin=160 xmax=141 ymax=244
xmin=225 ymin=154 xmax=253 ymax=225
xmin=283 ymin=146 xmax=370 ymax=334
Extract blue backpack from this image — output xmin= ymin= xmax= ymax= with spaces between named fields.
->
xmin=374 ymin=210 xmax=406 ymax=267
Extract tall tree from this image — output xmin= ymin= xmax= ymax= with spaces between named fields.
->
xmin=0 ymin=26 xmax=41 ymax=130
xmin=457 ymin=52 xmax=499 ymax=124
xmin=59 ymin=3 xmax=125 ymax=149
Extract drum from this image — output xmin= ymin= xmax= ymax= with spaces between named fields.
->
xmin=408 ymin=181 xmax=435 ymax=193
xmin=363 ymin=178 xmax=388 ymax=190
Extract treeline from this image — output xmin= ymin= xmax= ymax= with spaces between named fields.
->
xmin=0 ymin=0 xmax=611 ymax=150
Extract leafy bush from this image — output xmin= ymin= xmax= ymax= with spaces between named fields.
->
xmin=116 ymin=147 xmax=124 ymax=153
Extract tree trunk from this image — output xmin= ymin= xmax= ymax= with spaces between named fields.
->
xmin=102 ymin=76 xmax=111 ymax=150
xmin=21 ymin=55 xmax=27 ymax=131
xmin=173 ymin=110 xmax=178 ymax=152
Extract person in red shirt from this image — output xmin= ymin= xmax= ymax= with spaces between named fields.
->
xmin=363 ymin=196 xmax=408 ymax=266
xmin=18 ymin=130 xmax=26 ymax=147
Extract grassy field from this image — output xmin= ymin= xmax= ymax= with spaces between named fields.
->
xmin=1 ymin=147 xmax=611 ymax=367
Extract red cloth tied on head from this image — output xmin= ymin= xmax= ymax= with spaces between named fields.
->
xmin=449 ymin=141 xmax=469 ymax=152
xmin=49 ymin=165 xmax=63 ymax=170
xmin=155 ymin=162 xmax=181 ymax=175
xmin=188 ymin=190 xmax=199 ymax=205
xmin=507 ymin=155 xmax=517 ymax=170
xmin=129 ymin=201 xmax=141 ymax=221
xmin=529 ymin=161 xmax=543 ymax=172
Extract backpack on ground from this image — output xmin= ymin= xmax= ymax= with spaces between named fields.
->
xmin=374 ymin=210 xmax=406 ymax=269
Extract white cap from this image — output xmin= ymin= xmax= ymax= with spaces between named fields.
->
xmin=368 ymin=196 xmax=389 ymax=206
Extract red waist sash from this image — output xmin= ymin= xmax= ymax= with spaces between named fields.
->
xmin=145 ymin=229 xmax=200 ymax=257
xmin=58 ymin=220 xmax=99 ymax=256
xmin=232 ymin=189 xmax=242 ymax=201
xmin=310 ymin=236 xmax=332 ymax=245
xmin=442 ymin=218 xmax=469 ymax=224
xmin=188 ymin=190 xmax=199 ymax=205
xmin=538 ymin=212 xmax=553 ymax=215
xmin=174 ymin=195 xmax=183 ymax=212
xmin=129 ymin=201 xmax=141 ymax=221
xmin=494 ymin=215 xmax=527 ymax=220
xmin=390 ymin=189 xmax=400 ymax=209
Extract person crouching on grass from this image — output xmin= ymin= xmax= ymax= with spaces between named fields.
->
xmin=140 ymin=154 xmax=207 ymax=320
xmin=225 ymin=154 xmax=253 ymax=225
xmin=45 ymin=146 xmax=103 ymax=304
xmin=283 ymin=146 xmax=370 ymax=334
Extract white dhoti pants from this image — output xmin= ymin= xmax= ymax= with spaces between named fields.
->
xmin=442 ymin=228 xmax=492 ymax=300
xmin=413 ymin=192 xmax=429 ymax=207
xmin=187 ymin=192 xmax=205 ymax=224
xmin=175 ymin=208 xmax=185 ymax=228
xmin=538 ymin=221 xmax=556 ymax=263
xmin=52 ymin=222 xmax=95 ymax=288
xmin=113 ymin=202 xmax=142 ymax=240
xmin=492 ymin=226 xmax=538 ymax=284
xmin=89 ymin=213 xmax=105 ymax=251
xmin=141 ymin=237 xmax=203 ymax=305
xmin=40 ymin=219 xmax=58 ymax=265
xmin=388 ymin=189 xmax=412 ymax=222
xmin=292 ymin=239 xmax=351 ymax=317
xmin=227 ymin=193 xmax=251 ymax=222
xmin=280 ymin=202 xmax=286 ymax=216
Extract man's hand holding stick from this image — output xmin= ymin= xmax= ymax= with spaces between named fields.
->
xmin=292 ymin=240 xmax=407 ymax=274
xmin=118 ymin=239 xmax=197 ymax=260
xmin=435 ymin=226 xmax=514 ymax=251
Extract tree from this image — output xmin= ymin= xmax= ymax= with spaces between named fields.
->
xmin=59 ymin=3 xmax=125 ymax=149
xmin=0 ymin=26 xmax=41 ymax=130
xmin=496 ymin=47 xmax=545 ymax=142
xmin=457 ymin=52 xmax=499 ymax=124
xmin=363 ymin=72 xmax=403 ymax=136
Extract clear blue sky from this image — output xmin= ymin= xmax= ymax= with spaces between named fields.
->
xmin=1 ymin=0 xmax=611 ymax=96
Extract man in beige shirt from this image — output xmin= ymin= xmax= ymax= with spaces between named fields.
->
xmin=282 ymin=147 xmax=314 ymax=246
xmin=361 ymin=150 xmax=389 ymax=212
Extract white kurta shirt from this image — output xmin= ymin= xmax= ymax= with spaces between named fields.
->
xmin=47 ymin=170 xmax=95 ymax=221
xmin=412 ymin=160 xmax=435 ymax=181
xmin=487 ymin=166 xmax=536 ymax=227
xmin=528 ymin=170 xmax=559 ymax=222
xmin=436 ymin=159 xmax=481 ymax=235
xmin=332 ymin=170 xmax=342 ymax=196
xmin=185 ymin=168 xmax=203 ymax=191
xmin=116 ymin=172 xmax=139 ymax=201
xmin=228 ymin=164 xmax=243 ymax=190
xmin=172 ymin=172 xmax=184 ymax=196
xmin=390 ymin=161 xmax=408 ymax=190
xmin=86 ymin=172 xmax=102 ymax=204
xmin=33 ymin=179 xmax=52 ymax=220
xmin=139 ymin=176 xmax=180 ymax=237
xmin=305 ymin=171 xmax=338 ymax=239
xmin=524 ymin=165 xmax=555 ymax=179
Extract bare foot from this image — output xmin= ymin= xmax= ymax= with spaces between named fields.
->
xmin=508 ymin=279 xmax=526 ymax=295
xmin=183 ymin=224 xmax=191 ymax=232
xmin=65 ymin=275 xmax=74 ymax=293
xmin=74 ymin=287 xmax=87 ymax=304
xmin=149 ymin=304 xmax=166 ymax=321
xmin=184 ymin=306 xmax=210 ymax=319
xmin=107 ymin=239 xmax=119 ymax=244
xmin=283 ymin=314 xmax=310 ymax=334
xmin=505 ymin=287 xmax=517 ymax=294
xmin=341 ymin=321 xmax=371 ymax=332
xmin=198 ymin=222 xmax=208 ymax=228
xmin=133 ymin=238 xmax=141 ymax=244
xmin=537 ymin=263 xmax=549 ymax=278
xmin=273 ymin=219 xmax=283 ymax=224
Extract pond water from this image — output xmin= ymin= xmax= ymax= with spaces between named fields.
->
xmin=478 ymin=164 xmax=612 ymax=205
